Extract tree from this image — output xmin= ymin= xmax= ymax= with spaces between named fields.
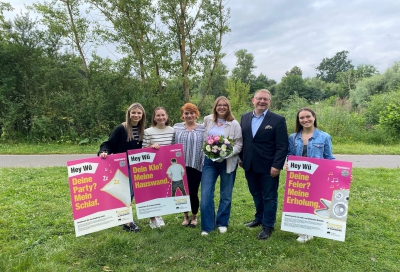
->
xmin=0 ymin=1 xmax=13 ymax=34
xmin=225 ymin=78 xmax=251 ymax=117
xmin=88 ymin=0 xmax=230 ymax=103
xmin=336 ymin=64 xmax=379 ymax=97
xmin=250 ymin=73 xmax=276 ymax=94
xmin=231 ymin=49 xmax=256 ymax=84
xmin=350 ymin=62 xmax=400 ymax=107
xmin=285 ymin=65 xmax=302 ymax=77
xmin=31 ymin=0 xmax=91 ymax=73
xmin=316 ymin=50 xmax=354 ymax=83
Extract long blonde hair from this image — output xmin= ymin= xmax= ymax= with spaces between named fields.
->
xmin=122 ymin=103 xmax=146 ymax=141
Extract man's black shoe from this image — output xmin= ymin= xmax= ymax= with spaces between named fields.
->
xmin=245 ymin=220 xmax=262 ymax=228
xmin=257 ymin=227 xmax=273 ymax=240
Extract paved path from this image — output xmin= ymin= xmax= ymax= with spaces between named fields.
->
xmin=0 ymin=154 xmax=399 ymax=168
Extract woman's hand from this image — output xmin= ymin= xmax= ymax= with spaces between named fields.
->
xmin=151 ymin=143 xmax=160 ymax=150
xmin=100 ymin=151 xmax=108 ymax=158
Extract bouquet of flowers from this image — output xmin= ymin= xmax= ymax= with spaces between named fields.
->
xmin=202 ymin=135 xmax=234 ymax=160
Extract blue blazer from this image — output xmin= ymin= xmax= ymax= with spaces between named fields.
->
xmin=240 ymin=110 xmax=288 ymax=173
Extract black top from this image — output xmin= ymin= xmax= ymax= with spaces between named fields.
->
xmin=302 ymin=145 xmax=308 ymax=157
xmin=98 ymin=124 xmax=142 ymax=156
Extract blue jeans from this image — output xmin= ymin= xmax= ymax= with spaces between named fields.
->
xmin=245 ymin=166 xmax=279 ymax=228
xmin=201 ymin=157 xmax=237 ymax=233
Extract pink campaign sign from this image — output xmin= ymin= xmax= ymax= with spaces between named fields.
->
xmin=127 ymin=144 xmax=191 ymax=219
xmin=67 ymin=153 xmax=133 ymax=236
xmin=281 ymin=155 xmax=352 ymax=242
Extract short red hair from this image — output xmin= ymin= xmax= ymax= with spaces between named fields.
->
xmin=180 ymin=103 xmax=200 ymax=120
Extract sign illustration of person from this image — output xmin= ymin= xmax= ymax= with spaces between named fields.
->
xmin=166 ymin=158 xmax=187 ymax=197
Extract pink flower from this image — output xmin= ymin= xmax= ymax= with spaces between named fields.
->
xmin=207 ymin=139 xmax=214 ymax=144
xmin=214 ymin=136 xmax=220 ymax=142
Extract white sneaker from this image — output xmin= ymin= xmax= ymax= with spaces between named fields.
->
xmin=156 ymin=216 xmax=165 ymax=226
xmin=149 ymin=219 xmax=160 ymax=229
xmin=201 ymin=231 xmax=209 ymax=236
xmin=218 ymin=226 xmax=227 ymax=233
xmin=297 ymin=234 xmax=313 ymax=242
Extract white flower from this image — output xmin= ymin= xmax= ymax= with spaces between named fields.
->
xmin=212 ymin=145 xmax=219 ymax=153
xmin=206 ymin=145 xmax=211 ymax=152
xmin=221 ymin=144 xmax=227 ymax=151
xmin=220 ymin=150 xmax=227 ymax=157
xmin=224 ymin=139 xmax=230 ymax=145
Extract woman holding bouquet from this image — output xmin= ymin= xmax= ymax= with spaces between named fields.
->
xmin=200 ymin=96 xmax=243 ymax=236
xmin=173 ymin=103 xmax=205 ymax=227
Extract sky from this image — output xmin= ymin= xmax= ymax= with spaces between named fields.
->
xmin=5 ymin=0 xmax=400 ymax=82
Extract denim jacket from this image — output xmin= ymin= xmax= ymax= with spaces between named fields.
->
xmin=288 ymin=129 xmax=335 ymax=160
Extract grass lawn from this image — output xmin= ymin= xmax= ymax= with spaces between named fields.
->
xmin=0 ymin=167 xmax=399 ymax=271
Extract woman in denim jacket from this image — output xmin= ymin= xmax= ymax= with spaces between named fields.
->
xmin=288 ymin=107 xmax=334 ymax=242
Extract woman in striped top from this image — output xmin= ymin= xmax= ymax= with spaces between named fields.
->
xmin=143 ymin=107 xmax=175 ymax=228
xmin=173 ymin=103 xmax=205 ymax=227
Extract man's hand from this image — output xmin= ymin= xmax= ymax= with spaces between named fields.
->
xmin=270 ymin=167 xmax=280 ymax=178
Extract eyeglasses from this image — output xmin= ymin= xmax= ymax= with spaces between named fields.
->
xmin=217 ymin=104 xmax=228 ymax=108
xmin=254 ymin=97 xmax=270 ymax=101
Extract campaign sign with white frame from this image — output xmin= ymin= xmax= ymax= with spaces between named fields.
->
xmin=67 ymin=153 xmax=133 ymax=237
xmin=127 ymin=144 xmax=191 ymax=219
xmin=281 ymin=155 xmax=352 ymax=242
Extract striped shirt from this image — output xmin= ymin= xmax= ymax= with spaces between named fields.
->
xmin=173 ymin=122 xmax=205 ymax=172
xmin=132 ymin=126 xmax=140 ymax=141
xmin=143 ymin=126 xmax=175 ymax=147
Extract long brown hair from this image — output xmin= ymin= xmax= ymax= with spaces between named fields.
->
xmin=122 ymin=103 xmax=146 ymax=141
xmin=295 ymin=107 xmax=317 ymax=133
xmin=212 ymin=96 xmax=235 ymax=122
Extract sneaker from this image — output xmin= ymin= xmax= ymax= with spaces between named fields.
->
xmin=122 ymin=221 xmax=140 ymax=232
xmin=201 ymin=231 xmax=209 ymax=236
xmin=156 ymin=216 xmax=165 ymax=227
xmin=218 ymin=226 xmax=227 ymax=233
xmin=297 ymin=234 xmax=314 ymax=243
xmin=149 ymin=219 xmax=160 ymax=229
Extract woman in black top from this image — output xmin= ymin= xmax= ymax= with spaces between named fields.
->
xmin=98 ymin=102 xmax=146 ymax=232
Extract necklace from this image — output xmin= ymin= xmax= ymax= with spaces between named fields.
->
xmin=217 ymin=118 xmax=225 ymax=127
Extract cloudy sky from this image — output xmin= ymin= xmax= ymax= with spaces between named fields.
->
xmin=5 ymin=0 xmax=400 ymax=82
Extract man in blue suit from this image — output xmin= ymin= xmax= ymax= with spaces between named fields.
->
xmin=239 ymin=89 xmax=288 ymax=240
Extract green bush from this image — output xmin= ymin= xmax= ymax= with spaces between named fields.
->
xmin=379 ymin=102 xmax=400 ymax=133
xmin=279 ymin=96 xmax=399 ymax=144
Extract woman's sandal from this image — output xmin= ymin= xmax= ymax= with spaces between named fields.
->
xmin=189 ymin=215 xmax=197 ymax=227
xmin=182 ymin=216 xmax=191 ymax=226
